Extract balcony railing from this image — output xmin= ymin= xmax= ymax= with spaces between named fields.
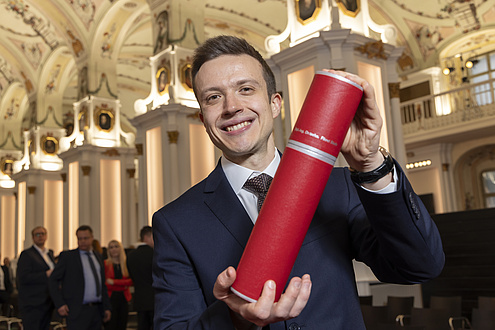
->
xmin=400 ymin=78 xmax=495 ymax=138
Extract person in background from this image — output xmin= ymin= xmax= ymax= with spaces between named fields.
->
xmin=49 ymin=225 xmax=111 ymax=329
xmin=17 ymin=226 xmax=56 ymax=329
xmin=0 ymin=252 xmax=13 ymax=316
xmin=104 ymin=239 xmax=133 ymax=330
xmin=127 ymin=226 xmax=154 ymax=330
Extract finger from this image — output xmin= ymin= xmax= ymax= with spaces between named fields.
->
xmin=289 ymin=274 xmax=312 ymax=317
xmin=271 ymin=277 xmax=302 ymax=319
xmin=213 ymin=266 xmax=236 ymax=300
xmin=242 ymin=280 xmax=276 ymax=325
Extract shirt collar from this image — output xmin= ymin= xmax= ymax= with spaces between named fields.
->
xmin=221 ymin=149 xmax=280 ymax=194
xmin=33 ymin=244 xmax=47 ymax=254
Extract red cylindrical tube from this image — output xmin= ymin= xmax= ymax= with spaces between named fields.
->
xmin=231 ymin=71 xmax=364 ymax=302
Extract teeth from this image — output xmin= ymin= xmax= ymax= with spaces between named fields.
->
xmin=226 ymin=121 xmax=251 ymax=132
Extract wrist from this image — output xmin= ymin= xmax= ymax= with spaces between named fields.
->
xmin=350 ymin=147 xmax=394 ymax=185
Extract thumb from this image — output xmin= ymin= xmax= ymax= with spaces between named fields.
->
xmin=213 ymin=266 xmax=236 ymax=300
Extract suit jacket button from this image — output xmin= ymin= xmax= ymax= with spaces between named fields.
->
xmin=288 ymin=323 xmax=301 ymax=330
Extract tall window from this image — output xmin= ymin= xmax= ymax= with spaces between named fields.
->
xmin=481 ymin=170 xmax=495 ymax=208
xmin=467 ymin=52 xmax=495 ymax=106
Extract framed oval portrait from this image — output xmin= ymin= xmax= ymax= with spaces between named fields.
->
xmin=156 ymin=66 xmax=171 ymax=96
xmin=41 ymin=136 xmax=59 ymax=155
xmin=94 ymin=107 xmax=114 ymax=132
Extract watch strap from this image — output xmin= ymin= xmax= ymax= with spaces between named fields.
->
xmin=350 ymin=147 xmax=395 ymax=184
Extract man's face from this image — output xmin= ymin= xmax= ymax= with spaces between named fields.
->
xmin=76 ymin=229 xmax=93 ymax=251
xmin=32 ymin=228 xmax=47 ymax=247
xmin=195 ymin=54 xmax=281 ymax=163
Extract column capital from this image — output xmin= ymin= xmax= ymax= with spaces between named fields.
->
xmin=167 ymin=130 xmax=179 ymax=144
xmin=28 ymin=186 xmax=36 ymax=194
xmin=388 ymin=82 xmax=401 ymax=99
xmin=127 ymin=168 xmax=136 ymax=178
xmin=82 ymin=165 xmax=91 ymax=176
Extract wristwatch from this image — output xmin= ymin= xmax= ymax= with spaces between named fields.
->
xmin=350 ymin=147 xmax=394 ymax=184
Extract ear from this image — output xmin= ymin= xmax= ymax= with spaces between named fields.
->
xmin=199 ymin=111 xmax=204 ymax=124
xmin=270 ymin=93 xmax=282 ymax=119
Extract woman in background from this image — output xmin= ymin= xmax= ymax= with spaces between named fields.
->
xmin=104 ymin=240 xmax=133 ymax=330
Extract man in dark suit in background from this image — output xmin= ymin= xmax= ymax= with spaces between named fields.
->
xmin=0 ymin=252 xmax=13 ymax=316
xmin=127 ymin=226 xmax=154 ymax=330
xmin=17 ymin=226 xmax=56 ymax=329
xmin=49 ymin=225 xmax=111 ymax=329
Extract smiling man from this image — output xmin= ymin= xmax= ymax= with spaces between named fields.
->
xmin=152 ymin=35 xmax=445 ymax=329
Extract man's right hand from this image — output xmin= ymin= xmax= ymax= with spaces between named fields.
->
xmin=213 ymin=266 xmax=311 ymax=328
xmin=58 ymin=304 xmax=69 ymax=316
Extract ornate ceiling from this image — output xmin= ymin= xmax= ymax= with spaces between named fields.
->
xmin=0 ymin=0 xmax=494 ymax=151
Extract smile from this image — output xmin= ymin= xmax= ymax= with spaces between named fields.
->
xmin=225 ymin=121 xmax=252 ymax=132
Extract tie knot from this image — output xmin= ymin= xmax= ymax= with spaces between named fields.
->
xmin=243 ymin=173 xmax=273 ymax=212
xmin=243 ymin=173 xmax=273 ymax=196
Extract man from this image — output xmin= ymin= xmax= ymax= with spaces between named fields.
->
xmin=127 ymin=226 xmax=154 ymax=330
xmin=49 ymin=225 xmax=111 ymax=329
xmin=152 ymin=35 xmax=445 ymax=329
xmin=17 ymin=226 xmax=56 ymax=329
xmin=0 ymin=252 xmax=13 ymax=316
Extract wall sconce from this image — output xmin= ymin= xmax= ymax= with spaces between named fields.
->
xmin=443 ymin=67 xmax=455 ymax=75
xmin=465 ymin=58 xmax=479 ymax=69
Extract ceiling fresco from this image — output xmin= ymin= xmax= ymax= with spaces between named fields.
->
xmin=0 ymin=0 xmax=494 ymax=151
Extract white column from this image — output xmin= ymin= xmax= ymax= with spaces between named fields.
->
xmin=81 ymin=165 xmax=91 ymax=225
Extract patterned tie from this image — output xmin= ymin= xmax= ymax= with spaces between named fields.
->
xmin=243 ymin=173 xmax=273 ymax=212
xmin=85 ymin=252 xmax=101 ymax=297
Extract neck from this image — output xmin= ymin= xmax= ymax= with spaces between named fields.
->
xmin=225 ymin=138 xmax=276 ymax=171
xmin=111 ymin=256 xmax=120 ymax=264
xmin=35 ymin=244 xmax=45 ymax=250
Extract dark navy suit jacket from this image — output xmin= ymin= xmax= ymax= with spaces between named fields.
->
xmin=48 ymin=249 xmax=111 ymax=322
xmin=152 ymin=160 xmax=445 ymax=329
xmin=17 ymin=246 xmax=55 ymax=309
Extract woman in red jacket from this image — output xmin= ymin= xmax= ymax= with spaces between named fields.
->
xmin=105 ymin=240 xmax=133 ymax=330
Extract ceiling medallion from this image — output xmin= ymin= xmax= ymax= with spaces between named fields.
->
xmin=355 ymin=40 xmax=388 ymax=60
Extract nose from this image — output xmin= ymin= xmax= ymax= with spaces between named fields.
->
xmin=223 ymin=93 xmax=242 ymax=116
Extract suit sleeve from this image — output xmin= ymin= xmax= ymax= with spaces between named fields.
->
xmin=49 ymin=251 xmax=68 ymax=309
xmin=348 ymin=162 xmax=445 ymax=283
xmin=2 ymin=266 xmax=13 ymax=294
xmin=152 ymin=211 xmax=235 ymax=330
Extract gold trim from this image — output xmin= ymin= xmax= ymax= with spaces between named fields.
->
xmin=336 ymin=0 xmax=360 ymax=18
xmin=167 ymin=130 xmax=179 ymax=144
xmin=388 ymin=82 xmax=400 ymax=99
xmin=78 ymin=105 xmax=89 ymax=132
xmin=40 ymin=136 xmax=59 ymax=155
xmin=94 ymin=107 xmax=114 ymax=132
xmin=156 ymin=66 xmax=171 ymax=96
xmin=180 ymin=62 xmax=193 ymax=91
xmin=355 ymin=40 xmax=388 ymax=60
xmin=81 ymin=165 xmax=91 ymax=176
xmin=295 ymin=0 xmax=322 ymax=25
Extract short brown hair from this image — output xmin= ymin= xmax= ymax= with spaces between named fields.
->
xmin=191 ymin=35 xmax=277 ymax=99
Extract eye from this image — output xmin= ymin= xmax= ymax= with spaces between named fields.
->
xmin=240 ymin=86 xmax=254 ymax=93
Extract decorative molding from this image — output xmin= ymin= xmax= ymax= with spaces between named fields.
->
xmin=102 ymin=148 xmax=120 ymax=157
xmin=355 ymin=40 xmax=388 ymax=60
xmin=167 ymin=130 xmax=179 ymax=144
xmin=61 ymin=173 xmax=67 ymax=182
xmin=28 ymin=186 xmax=36 ymax=194
xmin=388 ymin=82 xmax=401 ymax=99
xmin=442 ymin=163 xmax=449 ymax=172
xmin=187 ymin=111 xmax=201 ymax=121
xmin=82 ymin=165 xmax=91 ymax=176
xmin=127 ymin=168 xmax=136 ymax=178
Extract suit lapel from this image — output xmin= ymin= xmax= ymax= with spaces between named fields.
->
xmin=30 ymin=246 xmax=50 ymax=270
xmin=203 ymin=162 xmax=254 ymax=249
